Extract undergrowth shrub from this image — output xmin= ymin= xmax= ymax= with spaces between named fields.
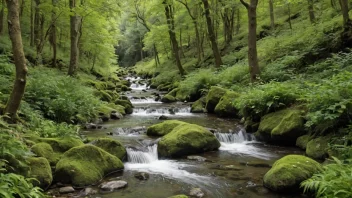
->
xmin=234 ymin=81 xmax=303 ymax=120
xmin=25 ymin=68 xmax=101 ymax=123
xmin=301 ymin=157 xmax=352 ymax=198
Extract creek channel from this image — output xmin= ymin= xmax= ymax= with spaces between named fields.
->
xmin=83 ymin=76 xmax=304 ymax=198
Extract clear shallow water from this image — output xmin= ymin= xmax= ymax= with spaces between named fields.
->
xmin=83 ymin=77 xmax=304 ymax=198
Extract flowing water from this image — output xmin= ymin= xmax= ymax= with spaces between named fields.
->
xmin=83 ymin=76 xmax=304 ymax=198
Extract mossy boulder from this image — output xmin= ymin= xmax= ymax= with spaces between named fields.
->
xmin=91 ymin=138 xmax=127 ymax=160
xmin=205 ymin=86 xmax=227 ymax=113
xmin=31 ymin=142 xmax=61 ymax=165
xmin=168 ymin=195 xmax=189 ymax=198
xmin=168 ymin=88 xmax=179 ymax=97
xmin=263 ymin=155 xmax=322 ymax=192
xmin=147 ymin=120 xmax=186 ymax=136
xmin=191 ymin=97 xmax=206 ymax=113
xmin=115 ymin=99 xmax=133 ymax=114
xmin=39 ymin=137 xmax=84 ymax=153
xmin=55 ymin=145 xmax=124 ymax=187
xmin=158 ymin=123 xmax=220 ymax=158
xmin=306 ymin=136 xmax=331 ymax=160
xmin=161 ymin=94 xmax=176 ymax=103
xmin=296 ymin=135 xmax=310 ymax=150
xmin=28 ymin=157 xmax=52 ymax=189
xmin=257 ymin=109 xmax=306 ymax=145
xmin=214 ymin=91 xmax=240 ymax=117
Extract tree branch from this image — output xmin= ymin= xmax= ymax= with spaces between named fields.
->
xmin=239 ymin=0 xmax=249 ymax=9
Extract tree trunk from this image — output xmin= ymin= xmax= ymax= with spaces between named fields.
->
xmin=202 ymin=0 xmax=223 ymax=68
xmin=269 ymin=0 xmax=275 ymax=30
xmin=0 ymin=0 xmax=4 ymax=34
xmin=19 ymin=0 xmax=24 ymax=17
xmin=163 ymin=1 xmax=185 ymax=76
xmin=51 ymin=0 xmax=57 ymax=68
xmin=30 ymin=0 xmax=34 ymax=46
xmin=236 ymin=8 xmax=240 ymax=34
xmin=287 ymin=3 xmax=292 ymax=30
xmin=68 ymin=0 xmax=81 ymax=76
xmin=339 ymin=0 xmax=351 ymax=27
xmin=307 ymin=0 xmax=315 ymax=24
xmin=4 ymin=0 xmax=28 ymax=121
xmin=240 ymin=0 xmax=260 ymax=82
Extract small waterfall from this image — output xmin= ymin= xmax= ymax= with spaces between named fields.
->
xmin=130 ymin=83 xmax=147 ymax=90
xmin=215 ymin=129 xmax=255 ymax=143
xmin=130 ymin=98 xmax=161 ymax=104
xmin=126 ymin=144 xmax=158 ymax=164
xmin=133 ymin=107 xmax=192 ymax=116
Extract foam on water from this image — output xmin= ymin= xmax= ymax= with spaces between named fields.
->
xmin=132 ymin=107 xmax=192 ymax=116
xmin=130 ymin=98 xmax=162 ymax=104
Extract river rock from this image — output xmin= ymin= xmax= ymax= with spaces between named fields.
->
xmin=189 ymin=188 xmax=205 ymax=198
xmin=239 ymin=161 xmax=272 ymax=168
xmin=168 ymin=195 xmax=189 ymax=198
xmin=134 ymin=172 xmax=150 ymax=180
xmin=306 ymin=136 xmax=331 ymax=160
xmin=80 ymin=188 xmax=97 ymax=196
xmin=296 ymin=135 xmax=310 ymax=150
xmin=191 ymin=97 xmax=206 ymax=113
xmin=55 ymin=145 xmax=124 ymax=187
xmin=90 ymin=138 xmax=127 ymax=160
xmin=159 ymin=115 xmax=169 ymax=120
xmin=205 ymin=86 xmax=227 ymax=113
xmin=99 ymin=180 xmax=128 ymax=191
xmin=147 ymin=120 xmax=186 ymax=136
xmin=27 ymin=157 xmax=52 ymax=189
xmin=59 ymin=186 xmax=75 ymax=194
xmin=214 ymin=91 xmax=240 ymax=118
xmin=257 ymin=108 xmax=306 ymax=145
xmin=187 ymin=155 xmax=207 ymax=162
xmin=110 ymin=111 xmax=123 ymax=119
xmin=263 ymin=155 xmax=322 ymax=192
xmin=158 ymin=123 xmax=221 ymax=158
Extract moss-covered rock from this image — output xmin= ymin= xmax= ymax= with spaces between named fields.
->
xmin=147 ymin=120 xmax=186 ymax=136
xmin=168 ymin=195 xmax=189 ymax=198
xmin=205 ymin=86 xmax=227 ymax=113
xmin=257 ymin=109 xmax=306 ymax=144
xmin=55 ymin=145 xmax=124 ymax=187
xmin=115 ymin=99 xmax=133 ymax=114
xmin=28 ymin=157 xmax=52 ymax=189
xmin=31 ymin=142 xmax=61 ymax=165
xmin=214 ymin=91 xmax=240 ymax=117
xmin=161 ymin=94 xmax=176 ymax=103
xmin=191 ymin=97 xmax=206 ymax=113
xmin=157 ymin=84 xmax=171 ymax=91
xmin=91 ymin=138 xmax=126 ymax=160
xmin=296 ymin=135 xmax=310 ymax=150
xmin=306 ymin=136 xmax=331 ymax=160
xmin=40 ymin=137 xmax=84 ymax=153
xmin=158 ymin=123 xmax=220 ymax=158
xmin=263 ymin=155 xmax=322 ymax=192
xmin=168 ymin=88 xmax=179 ymax=97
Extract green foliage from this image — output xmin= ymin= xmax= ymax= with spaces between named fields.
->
xmin=303 ymin=72 xmax=352 ymax=129
xmin=24 ymin=68 xmax=101 ymax=123
xmin=301 ymin=157 xmax=352 ymax=198
xmin=234 ymin=81 xmax=302 ymax=119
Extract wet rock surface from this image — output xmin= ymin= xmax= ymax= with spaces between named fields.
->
xmin=99 ymin=180 xmax=128 ymax=191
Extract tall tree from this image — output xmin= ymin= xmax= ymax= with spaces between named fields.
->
xmin=240 ymin=0 xmax=260 ymax=82
xmin=202 ymin=0 xmax=223 ymax=68
xmin=68 ymin=0 xmax=81 ymax=76
xmin=50 ymin=0 xmax=58 ymax=68
xmin=307 ymin=0 xmax=315 ymax=24
xmin=0 ymin=0 xmax=4 ymax=34
xmin=4 ymin=0 xmax=28 ymax=121
xmin=163 ymin=0 xmax=185 ymax=76
xmin=339 ymin=0 xmax=350 ymax=27
xmin=269 ymin=0 xmax=275 ymax=30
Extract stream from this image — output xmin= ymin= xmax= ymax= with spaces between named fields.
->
xmin=83 ymin=76 xmax=304 ymax=198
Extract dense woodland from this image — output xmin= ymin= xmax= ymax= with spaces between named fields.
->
xmin=0 ymin=0 xmax=352 ymax=197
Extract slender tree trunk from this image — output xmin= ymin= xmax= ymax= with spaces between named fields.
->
xmin=287 ymin=3 xmax=292 ymax=30
xmin=339 ymin=0 xmax=351 ymax=27
xmin=163 ymin=1 xmax=185 ymax=76
xmin=153 ymin=44 xmax=160 ymax=66
xmin=51 ymin=0 xmax=57 ymax=67
xmin=236 ymin=8 xmax=240 ymax=34
xmin=0 ymin=0 xmax=4 ymax=35
xmin=19 ymin=0 xmax=24 ymax=17
xmin=4 ymin=0 xmax=28 ymax=121
xmin=307 ymin=0 xmax=315 ymax=24
xmin=202 ymin=0 xmax=223 ymax=68
xmin=30 ymin=0 xmax=34 ymax=46
xmin=194 ymin=21 xmax=202 ymax=63
xmin=269 ymin=0 xmax=275 ymax=30
xmin=240 ymin=0 xmax=260 ymax=82
xmin=68 ymin=0 xmax=81 ymax=76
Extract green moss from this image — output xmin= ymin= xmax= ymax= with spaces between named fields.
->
xmin=147 ymin=120 xmax=186 ymax=136
xmin=205 ymin=86 xmax=227 ymax=113
xmin=306 ymin=136 xmax=331 ymax=160
xmin=40 ymin=137 xmax=84 ymax=153
xmin=55 ymin=145 xmax=124 ymax=187
xmin=28 ymin=157 xmax=52 ymax=189
xmin=168 ymin=195 xmax=189 ymax=198
xmin=98 ymin=103 xmax=126 ymax=117
xmin=161 ymin=94 xmax=176 ymax=103
xmin=157 ymin=84 xmax=171 ymax=91
xmin=191 ymin=97 xmax=206 ymax=113
xmin=31 ymin=143 xmax=60 ymax=165
xmin=296 ymin=135 xmax=310 ymax=150
xmin=214 ymin=91 xmax=240 ymax=117
xmin=115 ymin=99 xmax=133 ymax=114
xmin=263 ymin=155 xmax=322 ymax=192
xmin=91 ymin=138 xmax=127 ymax=160
xmin=158 ymin=123 xmax=221 ymax=158
xmin=168 ymin=88 xmax=179 ymax=97
xmin=257 ymin=109 xmax=306 ymax=144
